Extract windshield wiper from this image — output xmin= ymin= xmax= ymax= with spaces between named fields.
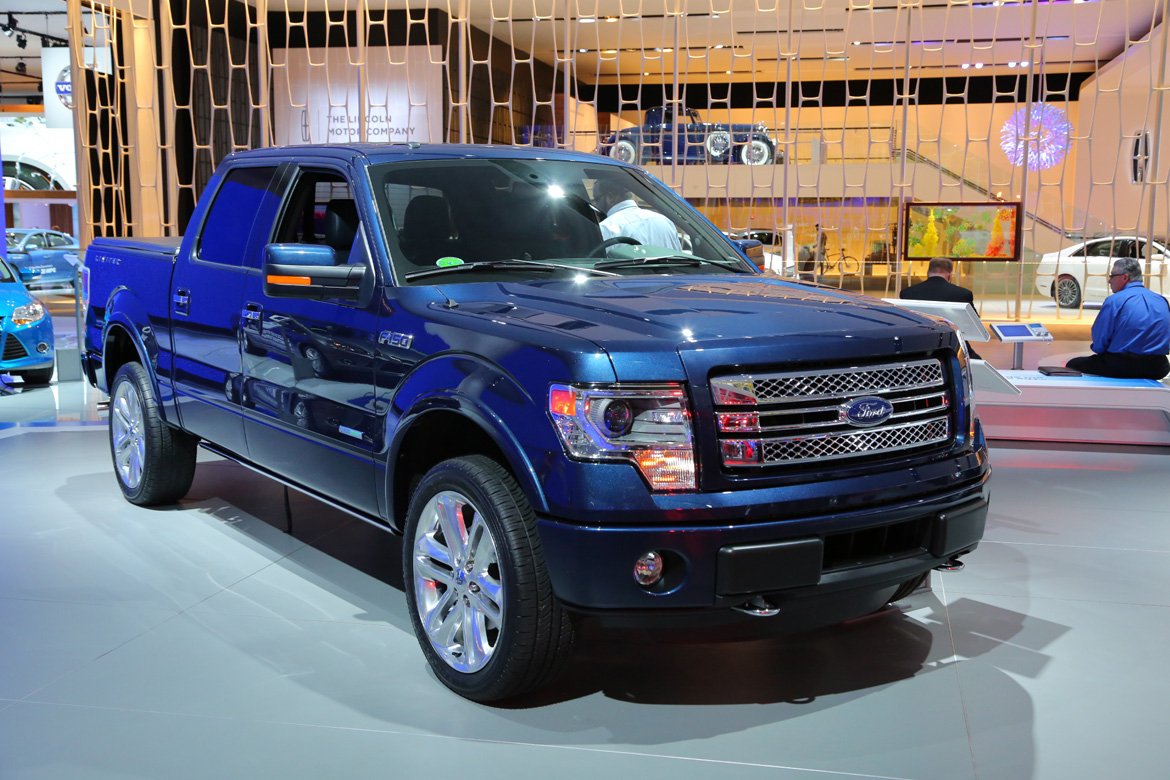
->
xmin=594 ymin=254 xmax=744 ymax=271
xmin=404 ymin=258 xmax=619 ymax=282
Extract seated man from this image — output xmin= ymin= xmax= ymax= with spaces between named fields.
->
xmin=1066 ymin=257 xmax=1170 ymax=379
xmin=901 ymin=257 xmax=982 ymax=360
xmin=594 ymin=179 xmax=682 ymax=251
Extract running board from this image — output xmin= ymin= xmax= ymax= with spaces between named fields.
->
xmin=197 ymin=441 xmax=398 ymax=535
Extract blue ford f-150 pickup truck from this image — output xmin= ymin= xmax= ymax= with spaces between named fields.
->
xmin=82 ymin=143 xmax=989 ymax=702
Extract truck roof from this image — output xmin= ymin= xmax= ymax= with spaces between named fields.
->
xmin=223 ymin=142 xmax=619 ymax=167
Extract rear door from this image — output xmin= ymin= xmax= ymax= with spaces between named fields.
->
xmin=240 ymin=163 xmax=384 ymax=516
xmin=170 ymin=164 xmax=285 ymax=457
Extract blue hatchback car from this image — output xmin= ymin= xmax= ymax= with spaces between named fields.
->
xmin=0 ymin=256 xmax=55 ymax=384
xmin=5 ymin=228 xmax=81 ymax=290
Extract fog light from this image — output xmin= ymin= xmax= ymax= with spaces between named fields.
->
xmin=36 ymin=342 xmax=49 ymax=353
xmin=633 ymin=551 xmax=665 ymax=586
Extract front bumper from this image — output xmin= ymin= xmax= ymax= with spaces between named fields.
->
xmin=537 ymin=478 xmax=988 ymax=618
xmin=0 ymin=318 xmax=54 ymax=374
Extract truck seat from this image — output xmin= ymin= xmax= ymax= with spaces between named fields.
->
xmin=400 ymin=195 xmax=459 ymax=267
xmin=324 ymin=199 xmax=360 ymax=263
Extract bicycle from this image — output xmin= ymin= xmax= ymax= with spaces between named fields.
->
xmin=817 ymin=249 xmax=861 ymax=277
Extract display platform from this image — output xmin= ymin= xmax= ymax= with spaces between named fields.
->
xmin=3 ymin=386 xmax=1170 ymax=779
xmin=976 ymin=370 xmax=1170 ymax=445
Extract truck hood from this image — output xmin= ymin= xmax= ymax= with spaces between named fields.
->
xmin=440 ymin=276 xmax=956 ymax=381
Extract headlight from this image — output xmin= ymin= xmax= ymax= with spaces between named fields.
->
xmin=11 ymin=300 xmax=46 ymax=326
xmin=954 ymin=332 xmax=977 ymax=439
xmin=549 ymin=383 xmax=696 ymax=491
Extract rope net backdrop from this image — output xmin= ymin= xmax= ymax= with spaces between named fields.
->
xmin=65 ymin=0 xmax=1170 ymax=312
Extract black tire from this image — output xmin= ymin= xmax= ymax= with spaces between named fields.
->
xmin=17 ymin=364 xmax=54 ymax=385
xmin=840 ymin=255 xmax=861 ymax=275
xmin=403 ymin=455 xmax=574 ymax=702
xmin=1055 ymin=274 xmax=1082 ymax=308
xmin=108 ymin=362 xmax=198 ymax=506
xmin=889 ymin=571 xmax=929 ymax=603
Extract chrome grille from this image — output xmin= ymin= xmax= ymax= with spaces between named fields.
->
xmin=712 ymin=358 xmax=954 ymax=468
xmin=760 ymin=418 xmax=950 ymax=466
xmin=713 ymin=359 xmax=944 ymax=404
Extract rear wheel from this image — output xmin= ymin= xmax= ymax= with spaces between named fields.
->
xmin=1055 ymin=274 xmax=1082 ymax=308
xmin=705 ymin=131 xmax=732 ymax=161
xmin=739 ymin=139 xmax=774 ymax=165
xmin=403 ymin=455 xmax=574 ymax=702
xmin=109 ymin=362 xmax=198 ymax=506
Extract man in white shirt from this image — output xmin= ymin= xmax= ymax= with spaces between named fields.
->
xmin=594 ymin=179 xmax=682 ymax=250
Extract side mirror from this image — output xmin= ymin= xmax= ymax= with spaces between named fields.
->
xmin=263 ymin=243 xmax=364 ymax=301
xmin=732 ymin=238 xmax=766 ymax=270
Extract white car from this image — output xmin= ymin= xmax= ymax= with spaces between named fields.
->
xmin=1035 ymin=236 xmax=1168 ymax=308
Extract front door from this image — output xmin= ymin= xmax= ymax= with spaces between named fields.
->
xmin=240 ymin=165 xmax=384 ymax=515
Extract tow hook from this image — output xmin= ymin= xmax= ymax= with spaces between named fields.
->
xmin=935 ymin=557 xmax=966 ymax=572
xmin=732 ymin=595 xmax=781 ymax=617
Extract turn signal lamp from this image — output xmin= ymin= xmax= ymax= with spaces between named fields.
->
xmin=548 ymin=383 xmax=696 ymax=491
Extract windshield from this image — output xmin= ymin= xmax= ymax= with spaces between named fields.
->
xmin=369 ymin=158 xmax=754 ymax=285
xmin=5 ymin=232 xmax=20 ymax=249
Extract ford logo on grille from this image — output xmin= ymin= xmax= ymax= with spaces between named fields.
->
xmin=841 ymin=396 xmax=894 ymax=427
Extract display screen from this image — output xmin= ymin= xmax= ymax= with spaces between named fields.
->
xmin=994 ymin=324 xmax=1034 ymax=338
xmin=903 ymin=202 xmax=1023 ymax=262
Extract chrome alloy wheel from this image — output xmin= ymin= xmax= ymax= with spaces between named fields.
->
xmin=740 ymin=139 xmax=772 ymax=165
xmin=111 ymin=379 xmax=146 ymax=490
xmin=412 ymin=490 xmax=505 ymax=674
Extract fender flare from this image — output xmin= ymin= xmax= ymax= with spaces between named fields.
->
xmin=99 ymin=290 xmax=167 ymax=418
xmin=384 ymin=355 xmax=555 ymax=526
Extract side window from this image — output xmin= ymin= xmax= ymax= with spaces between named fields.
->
xmin=273 ymin=169 xmax=361 ymax=265
xmin=1085 ymin=242 xmax=1113 ymax=258
xmin=48 ymin=233 xmax=72 ymax=248
xmin=197 ymin=166 xmax=280 ymax=267
xmin=25 ymin=233 xmax=46 ymax=249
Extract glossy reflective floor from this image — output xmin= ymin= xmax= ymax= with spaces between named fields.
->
xmin=2 ymin=379 xmax=1168 ymax=780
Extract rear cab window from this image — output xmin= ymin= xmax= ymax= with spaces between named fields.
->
xmin=197 ymin=166 xmax=283 ymax=268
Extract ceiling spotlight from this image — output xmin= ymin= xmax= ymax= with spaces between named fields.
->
xmin=16 ymin=32 xmax=28 ymax=49
xmin=1 ymin=25 xmax=11 ymax=38
xmin=15 ymin=61 xmax=27 ymax=74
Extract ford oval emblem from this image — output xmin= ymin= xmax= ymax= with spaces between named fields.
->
xmin=841 ymin=396 xmax=894 ymax=427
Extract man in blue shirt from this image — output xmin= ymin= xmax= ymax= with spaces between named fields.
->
xmin=1065 ymin=257 xmax=1170 ymax=379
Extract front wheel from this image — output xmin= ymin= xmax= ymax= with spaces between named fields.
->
xmin=17 ymin=364 xmax=54 ymax=385
xmin=403 ymin=455 xmax=574 ymax=702
xmin=609 ymin=139 xmax=638 ymax=165
xmin=1055 ymin=274 xmax=1082 ymax=308
xmin=109 ymin=362 xmax=198 ymax=506
xmin=840 ymin=255 xmax=861 ymax=275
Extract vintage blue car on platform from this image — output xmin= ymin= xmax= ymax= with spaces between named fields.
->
xmin=5 ymin=228 xmax=81 ymax=290
xmin=601 ymin=106 xmax=780 ymax=166
xmin=0 ymin=256 xmax=55 ymax=384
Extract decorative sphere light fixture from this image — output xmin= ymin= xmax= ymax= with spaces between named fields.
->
xmin=1000 ymin=103 xmax=1072 ymax=171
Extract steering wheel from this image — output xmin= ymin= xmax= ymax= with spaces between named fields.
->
xmin=589 ymin=235 xmax=642 ymax=257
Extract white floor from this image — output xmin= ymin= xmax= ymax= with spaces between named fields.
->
xmin=2 ymin=380 xmax=1169 ymax=779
